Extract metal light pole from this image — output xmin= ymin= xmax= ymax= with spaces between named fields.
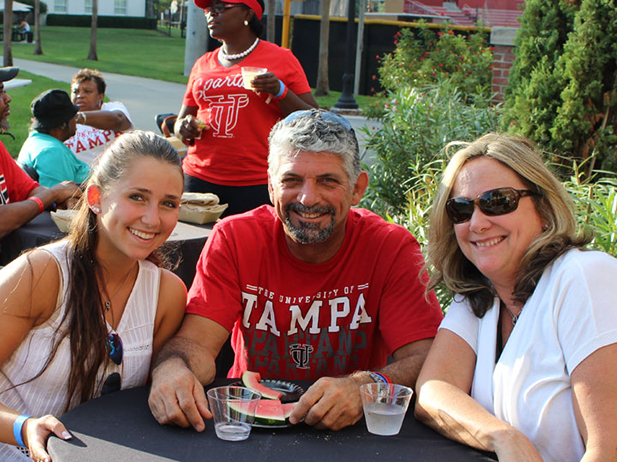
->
xmin=334 ymin=0 xmax=358 ymax=109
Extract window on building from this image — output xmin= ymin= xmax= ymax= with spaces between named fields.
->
xmin=54 ymin=0 xmax=68 ymax=13
xmin=115 ymin=0 xmax=127 ymax=14
xmin=85 ymin=0 xmax=92 ymax=13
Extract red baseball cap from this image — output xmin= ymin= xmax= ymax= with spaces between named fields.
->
xmin=194 ymin=0 xmax=263 ymax=20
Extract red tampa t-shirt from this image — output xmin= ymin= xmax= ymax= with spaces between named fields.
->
xmin=182 ymin=40 xmax=312 ymax=186
xmin=186 ymin=206 xmax=443 ymax=380
xmin=0 ymin=142 xmax=38 ymax=205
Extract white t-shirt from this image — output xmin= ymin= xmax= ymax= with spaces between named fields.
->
xmin=440 ymin=249 xmax=617 ymax=462
xmin=64 ymin=101 xmax=133 ymax=166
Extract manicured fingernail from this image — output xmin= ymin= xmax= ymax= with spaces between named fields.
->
xmin=62 ymin=431 xmax=72 ymax=439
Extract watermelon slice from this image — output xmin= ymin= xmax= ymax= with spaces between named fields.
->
xmin=229 ymin=399 xmax=296 ymax=426
xmin=241 ymin=371 xmax=283 ymax=400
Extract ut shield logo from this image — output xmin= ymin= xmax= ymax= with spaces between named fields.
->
xmin=289 ymin=344 xmax=314 ymax=369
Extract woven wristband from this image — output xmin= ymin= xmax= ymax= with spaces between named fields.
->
xmin=13 ymin=414 xmax=31 ymax=447
xmin=354 ymin=370 xmax=386 ymax=384
xmin=274 ymin=80 xmax=286 ymax=99
xmin=28 ymin=196 xmax=44 ymax=214
xmin=374 ymin=372 xmax=392 ymax=384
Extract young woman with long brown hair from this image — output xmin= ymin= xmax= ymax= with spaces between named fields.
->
xmin=0 ymin=131 xmax=187 ymax=462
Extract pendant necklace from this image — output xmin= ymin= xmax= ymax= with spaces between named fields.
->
xmin=220 ymin=38 xmax=259 ymax=60
xmin=104 ymin=264 xmax=136 ymax=312
xmin=501 ymin=300 xmax=520 ymax=326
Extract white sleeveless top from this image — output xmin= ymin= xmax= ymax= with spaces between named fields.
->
xmin=0 ymin=240 xmax=160 ymax=461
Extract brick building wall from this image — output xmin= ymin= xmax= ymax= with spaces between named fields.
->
xmin=490 ymin=27 xmax=517 ymax=103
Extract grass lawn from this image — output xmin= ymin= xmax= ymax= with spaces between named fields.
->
xmin=7 ymin=26 xmax=189 ymax=84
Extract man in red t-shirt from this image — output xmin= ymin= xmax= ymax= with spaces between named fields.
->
xmin=0 ymin=67 xmax=81 ymax=240
xmin=149 ymin=109 xmax=443 ymax=431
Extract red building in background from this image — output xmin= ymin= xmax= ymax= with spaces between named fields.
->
xmin=384 ymin=0 xmax=524 ymax=27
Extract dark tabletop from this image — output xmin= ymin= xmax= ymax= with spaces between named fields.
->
xmin=48 ymin=380 xmax=497 ymax=462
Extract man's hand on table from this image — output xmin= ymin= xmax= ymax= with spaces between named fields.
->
xmin=288 ymin=376 xmax=365 ymax=431
xmin=148 ymin=358 xmax=212 ymax=432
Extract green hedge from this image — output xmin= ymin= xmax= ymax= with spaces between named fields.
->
xmin=46 ymin=15 xmax=157 ymax=29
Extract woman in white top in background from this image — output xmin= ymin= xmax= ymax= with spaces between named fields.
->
xmin=0 ymin=131 xmax=186 ymax=462
xmin=415 ymin=133 xmax=617 ymax=462
xmin=65 ymin=68 xmax=133 ymax=166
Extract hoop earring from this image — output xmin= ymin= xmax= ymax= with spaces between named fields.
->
xmin=244 ymin=20 xmax=249 ymax=26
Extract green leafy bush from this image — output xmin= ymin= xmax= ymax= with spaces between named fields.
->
xmin=503 ymin=0 xmax=617 ymax=176
xmin=563 ymin=161 xmax=617 ymax=256
xmin=378 ymin=24 xmax=493 ymax=98
xmin=360 ymin=80 xmax=502 ymax=219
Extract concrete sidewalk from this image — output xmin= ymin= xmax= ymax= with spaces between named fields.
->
xmin=14 ymin=58 xmax=187 ymax=133
xmin=13 ymin=58 xmax=382 ymax=164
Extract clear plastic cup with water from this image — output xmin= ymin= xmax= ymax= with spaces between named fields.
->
xmin=206 ymin=386 xmax=262 ymax=441
xmin=360 ymin=383 xmax=413 ymax=436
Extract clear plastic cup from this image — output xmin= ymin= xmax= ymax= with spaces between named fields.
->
xmin=206 ymin=386 xmax=261 ymax=441
xmin=360 ymin=383 xmax=413 ymax=436
xmin=241 ymin=66 xmax=268 ymax=90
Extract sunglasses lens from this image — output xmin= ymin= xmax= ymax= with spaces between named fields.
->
xmin=101 ymin=372 xmax=121 ymax=395
xmin=106 ymin=333 xmax=123 ymax=365
xmin=479 ymin=189 xmax=518 ymax=216
xmin=446 ymin=198 xmax=474 ymax=224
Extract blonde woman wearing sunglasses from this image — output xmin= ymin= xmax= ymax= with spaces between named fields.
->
xmin=415 ymin=133 xmax=617 ymax=462
xmin=0 ymin=132 xmax=186 ymax=462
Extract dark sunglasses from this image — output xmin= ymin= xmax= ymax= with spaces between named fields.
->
xmin=445 ymin=187 xmax=540 ymax=224
xmin=282 ymin=109 xmax=353 ymax=132
xmin=204 ymin=3 xmax=242 ymax=14
xmin=106 ymin=332 xmax=123 ymax=366
xmin=101 ymin=372 xmax=121 ymax=396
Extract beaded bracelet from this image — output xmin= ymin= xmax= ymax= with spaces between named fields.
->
xmin=13 ymin=414 xmax=31 ymax=447
xmin=27 ymin=196 xmax=44 ymax=214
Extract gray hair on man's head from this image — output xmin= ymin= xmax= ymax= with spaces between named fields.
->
xmin=268 ymin=109 xmax=361 ymax=186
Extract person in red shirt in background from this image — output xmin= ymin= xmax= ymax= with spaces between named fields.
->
xmin=0 ymin=67 xmax=81 ymax=240
xmin=174 ymin=0 xmax=318 ymax=217
xmin=149 ymin=109 xmax=443 ymax=432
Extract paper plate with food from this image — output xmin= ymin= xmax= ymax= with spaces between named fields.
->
xmin=178 ymin=192 xmax=228 ymax=224
xmin=50 ymin=209 xmax=79 ymax=233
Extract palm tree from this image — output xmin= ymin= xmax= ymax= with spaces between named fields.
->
xmin=314 ymin=0 xmax=331 ymax=96
xmin=3 ymin=0 xmax=14 ymax=66
xmin=34 ymin=0 xmax=43 ymax=55
xmin=266 ymin=0 xmax=275 ymax=43
xmin=87 ymin=0 xmax=98 ymax=60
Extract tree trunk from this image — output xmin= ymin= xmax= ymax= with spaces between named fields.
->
xmin=146 ymin=0 xmax=155 ymax=18
xmin=34 ymin=0 xmax=43 ymax=55
xmin=314 ymin=0 xmax=331 ymax=96
xmin=266 ymin=0 xmax=275 ymax=43
xmin=3 ymin=0 xmax=13 ymax=67
xmin=87 ymin=0 xmax=98 ymax=61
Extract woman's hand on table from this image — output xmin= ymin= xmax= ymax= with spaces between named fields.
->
xmin=288 ymin=376 xmax=364 ymax=431
xmin=148 ymin=357 xmax=212 ymax=432
xmin=175 ymin=115 xmax=209 ymax=146
xmin=491 ymin=428 xmax=545 ymax=462
xmin=24 ymin=414 xmax=71 ymax=462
